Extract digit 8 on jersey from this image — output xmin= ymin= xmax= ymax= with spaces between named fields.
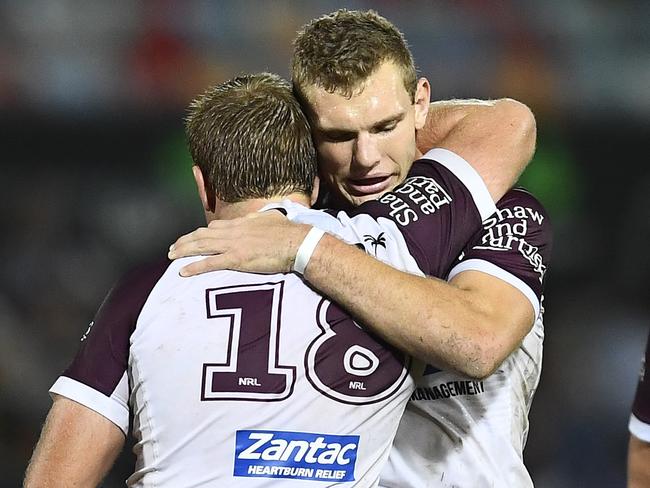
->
xmin=305 ymin=300 xmax=411 ymax=405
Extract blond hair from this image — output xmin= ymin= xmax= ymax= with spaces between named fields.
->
xmin=292 ymin=9 xmax=417 ymax=102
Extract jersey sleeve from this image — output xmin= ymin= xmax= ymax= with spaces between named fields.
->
xmin=49 ymin=258 xmax=170 ymax=435
xmin=630 ymin=333 xmax=650 ymax=442
xmin=339 ymin=148 xmax=497 ymax=278
xmin=448 ymin=188 xmax=552 ymax=318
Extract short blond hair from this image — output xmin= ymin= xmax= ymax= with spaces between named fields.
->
xmin=292 ymin=9 xmax=417 ymax=102
xmin=185 ymin=73 xmax=317 ymax=203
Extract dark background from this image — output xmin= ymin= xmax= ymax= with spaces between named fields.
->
xmin=2 ymin=1 xmax=649 ymax=486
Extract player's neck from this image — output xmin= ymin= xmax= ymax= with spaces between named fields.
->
xmin=211 ymin=193 xmax=311 ymax=221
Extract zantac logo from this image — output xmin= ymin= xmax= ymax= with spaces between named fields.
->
xmin=234 ymin=430 xmax=359 ymax=482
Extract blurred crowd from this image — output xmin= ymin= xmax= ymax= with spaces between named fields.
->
xmin=1 ymin=1 xmax=649 ymax=486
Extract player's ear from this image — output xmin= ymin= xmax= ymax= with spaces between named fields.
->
xmin=310 ymin=176 xmax=320 ymax=207
xmin=192 ymin=165 xmax=216 ymax=212
xmin=413 ymin=77 xmax=431 ymax=130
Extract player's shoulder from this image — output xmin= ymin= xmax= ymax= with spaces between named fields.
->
xmin=110 ymin=255 xmax=173 ymax=301
xmin=490 ymin=187 xmax=551 ymax=231
xmin=497 ymin=187 xmax=547 ymax=213
xmin=78 ymin=255 xmax=172 ymax=356
xmin=409 ymin=149 xmax=460 ymax=178
xmin=119 ymin=255 xmax=171 ymax=284
xmin=480 ymin=187 xmax=553 ymax=255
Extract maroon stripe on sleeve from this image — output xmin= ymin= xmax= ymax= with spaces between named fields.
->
xmin=63 ymin=257 xmax=172 ymax=396
xmin=459 ymin=188 xmax=553 ymax=300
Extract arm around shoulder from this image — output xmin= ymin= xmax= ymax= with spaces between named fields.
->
xmin=302 ymin=233 xmax=535 ymax=379
xmin=417 ymin=98 xmax=537 ymax=201
xmin=302 ymin=187 xmax=551 ymax=379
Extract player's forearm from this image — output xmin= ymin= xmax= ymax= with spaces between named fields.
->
xmin=304 ymin=233 xmax=522 ymax=378
xmin=628 ymin=435 xmax=650 ymax=488
xmin=416 ymin=99 xmax=536 ymax=201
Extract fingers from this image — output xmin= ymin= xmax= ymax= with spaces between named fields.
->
xmin=170 ymin=214 xmax=287 ymax=259
xmin=169 ymin=212 xmax=297 ymax=276
xmin=179 ymin=255 xmax=230 ymax=277
xmin=169 ymin=238 xmax=222 ymax=259
xmin=169 ymin=228 xmax=226 ymax=259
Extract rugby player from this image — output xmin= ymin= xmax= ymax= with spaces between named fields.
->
xmin=25 ymin=73 xmax=511 ymax=486
xmin=170 ymin=9 xmax=552 ymax=487
xmin=628 ymin=331 xmax=650 ymax=488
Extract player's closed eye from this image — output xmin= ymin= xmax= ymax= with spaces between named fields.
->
xmin=321 ymin=130 xmax=356 ymax=143
xmin=374 ymin=123 xmax=397 ymax=134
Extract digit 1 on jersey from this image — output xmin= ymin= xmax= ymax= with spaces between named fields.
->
xmin=305 ymin=300 xmax=411 ymax=405
xmin=201 ymin=282 xmax=296 ymax=401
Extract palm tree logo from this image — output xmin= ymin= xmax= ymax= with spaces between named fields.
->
xmin=364 ymin=232 xmax=386 ymax=256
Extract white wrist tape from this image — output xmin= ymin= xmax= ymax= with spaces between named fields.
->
xmin=293 ymin=227 xmax=325 ymax=275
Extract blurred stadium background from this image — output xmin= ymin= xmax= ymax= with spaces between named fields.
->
xmin=1 ymin=0 xmax=649 ymax=486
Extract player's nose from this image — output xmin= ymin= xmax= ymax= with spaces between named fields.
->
xmin=352 ymin=132 xmax=381 ymax=169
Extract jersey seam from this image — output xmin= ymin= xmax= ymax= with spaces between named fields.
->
xmin=130 ymin=350 xmax=160 ymax=487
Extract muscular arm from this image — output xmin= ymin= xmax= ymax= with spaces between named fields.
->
xmin=300 ymin=234 xmax=534 ymax=378
xmin=24 ymin=395 xmax=124 ymax=487
xmin=417 ymin=98 xmax=536 ymax=201
xmin=628 ymin=435 xmax=650 ymax=488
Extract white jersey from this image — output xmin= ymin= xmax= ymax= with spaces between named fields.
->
xmin=380 ymin=189 xmax=553 ymax=488
xmin=50 ymin=149 xmax=496 ymax=486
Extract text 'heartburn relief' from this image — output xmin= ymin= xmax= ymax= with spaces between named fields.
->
xmin=234 ymin=430 xmax=359 ymax=482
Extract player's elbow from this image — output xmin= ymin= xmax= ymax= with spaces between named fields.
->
xmin=495 ymin=98 xmax=536 ymax=129
xmin=466 ymin=352 xmax=502 ymax=380
xmin=455 ymin=346 xmax=502 ymax=380
xmin=495 ymin=98 xmax=537 ymax=166
xmin=450 ymin=329 xmax=512 ymax=380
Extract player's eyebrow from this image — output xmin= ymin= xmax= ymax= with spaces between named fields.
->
xmin=316 ymin=110 xmax=407 ymax=135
